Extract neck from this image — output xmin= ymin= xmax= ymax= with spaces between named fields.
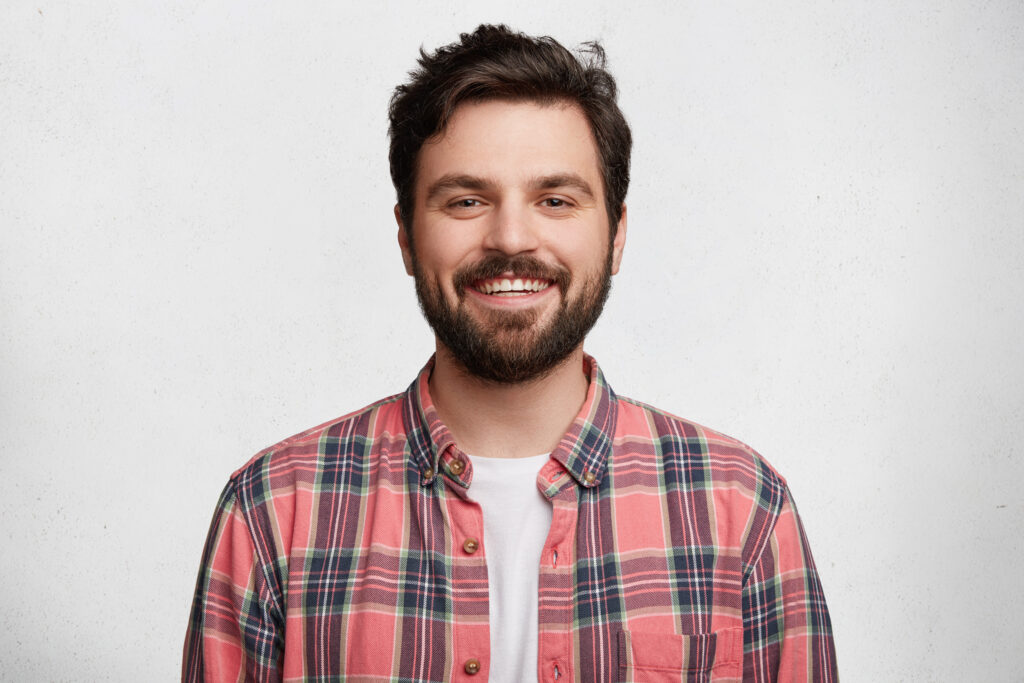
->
xmin=428 ymin=343 xmax=590 ymax=459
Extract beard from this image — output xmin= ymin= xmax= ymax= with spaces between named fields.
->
xmin=412 ymin=251 xmax=613 ymax=384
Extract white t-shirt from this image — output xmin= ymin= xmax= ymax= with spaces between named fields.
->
xmin=468 ymin=452 xmax=553 ymax=683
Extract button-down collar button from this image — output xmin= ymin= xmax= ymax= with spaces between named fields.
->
xmin=583 ymin=470 xmax=597 ymax=484
xmin=464 ymin=658 xmax=481 ymax=675
xmin=423 ymin=467 xmax=434 ymax=480
xmin=449 ymin=459 xmax=465 ymax=475
xmin=462 ymin=538 xmax=479 ymax=554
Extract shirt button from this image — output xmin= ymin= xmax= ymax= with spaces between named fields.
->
xmin=584 ymin=470 xmax=597 ymax=484
xmin=463 ymin=538 xmax=479 ymax=554
xmin=449 ymin=459 xmax=465 ymax=475
xmin=464 ymin=658 xmax=481 ymax=675
xmin=423 ymin=467 xmax=434 ymax=479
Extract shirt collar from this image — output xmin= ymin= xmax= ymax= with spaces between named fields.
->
xmin=402 ymin=354 xmax=618 ymax=489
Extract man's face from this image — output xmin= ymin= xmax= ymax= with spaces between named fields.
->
xmin=397 ymin=99 xmax=626 ymax=383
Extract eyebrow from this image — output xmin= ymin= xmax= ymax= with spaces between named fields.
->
xmin=424 ymin=174 xmax=495 ymax=203
xmin=531 ymin=173 xmax=596 ymax=200
xmin=424 ymin=172 xmax=597 ymax=204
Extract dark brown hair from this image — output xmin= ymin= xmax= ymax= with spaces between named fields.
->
xmin=388 ymin=24 xmax=632 ymax=236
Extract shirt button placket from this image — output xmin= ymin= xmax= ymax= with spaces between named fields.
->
xmin=447 ymin=459 xmax=486 ymax=682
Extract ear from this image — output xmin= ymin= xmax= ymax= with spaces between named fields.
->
xmin=395 ymin=204 xmax=414 ymax=276
xmin=610 ymin=203 xmax=627 ymax=275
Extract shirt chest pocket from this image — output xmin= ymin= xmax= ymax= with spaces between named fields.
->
xmin=617 ymin=627 xmax=743 ymax=682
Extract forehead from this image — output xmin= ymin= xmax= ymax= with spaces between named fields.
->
xmin=415 ymin=100 xmax=603 ymax=193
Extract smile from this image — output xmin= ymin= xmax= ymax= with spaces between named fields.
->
xmin=473 ymin=277 xmax=552 ymax=297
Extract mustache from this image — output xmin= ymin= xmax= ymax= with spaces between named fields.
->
xmin=452 ymin=255 xmax=571 ymax=294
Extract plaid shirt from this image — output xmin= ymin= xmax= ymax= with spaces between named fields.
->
xmin=184 ymin=356 xmax=837 ymax=682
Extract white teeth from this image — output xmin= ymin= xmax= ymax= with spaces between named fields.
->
xmin=475 ymin=278 xmax=552 ymax=295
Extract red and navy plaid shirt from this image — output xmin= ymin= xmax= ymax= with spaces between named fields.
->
xmin=184 ymin=356 xmax=837 ymax=681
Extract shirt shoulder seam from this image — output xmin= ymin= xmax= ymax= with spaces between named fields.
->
xmin=219 ymin=476 xmax=285 ymax=632
xmin=743 ymin=482 xmax=792 ymax=585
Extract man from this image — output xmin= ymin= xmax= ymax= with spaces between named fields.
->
xmin=184 ymin=25 xmax=837 ymax=682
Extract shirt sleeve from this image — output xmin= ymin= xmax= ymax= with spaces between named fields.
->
xmin=741 ymin=486 xmax=838 ymax=681
xmin=182 ymin=480 xmax=284 ymax=682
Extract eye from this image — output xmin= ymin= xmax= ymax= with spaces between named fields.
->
xmin=542 ymin=197 xmax=572 ymax=209
xmin=450 ymin=198 xmax=481 ymax=209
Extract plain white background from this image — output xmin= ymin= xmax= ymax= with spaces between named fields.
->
xmin=2 ymin=1 xmax=1022 ymax=680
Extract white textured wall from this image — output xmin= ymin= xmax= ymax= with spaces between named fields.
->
xmin=2 ymin=1 xmax=1022 ymax=680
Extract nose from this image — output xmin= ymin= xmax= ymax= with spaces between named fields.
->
xmin=480 ymin=200 xmax=540 ymax=255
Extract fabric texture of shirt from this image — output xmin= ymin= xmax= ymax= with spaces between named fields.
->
xmin=183 ymin=355 xmax=837 ymax=682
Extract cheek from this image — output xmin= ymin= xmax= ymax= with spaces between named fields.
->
xmin=414 ymin=222 xmax=477 ymax=269
xmin=563 ymin=237 xmax=610 ymax=275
